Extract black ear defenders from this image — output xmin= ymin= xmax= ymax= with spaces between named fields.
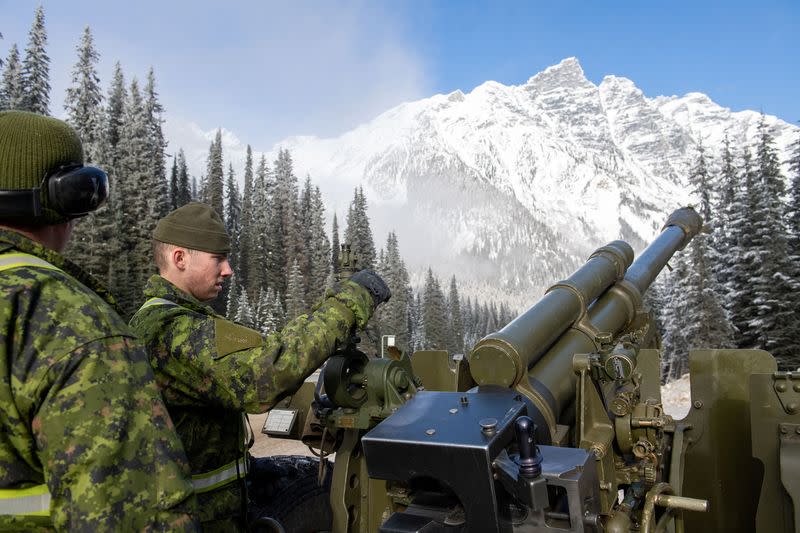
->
xmin=0 ymin=163 xmax=109 ymax=218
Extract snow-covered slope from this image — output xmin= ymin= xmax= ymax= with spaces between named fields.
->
xmin=264 ymin=57 xmax=798 ymax=308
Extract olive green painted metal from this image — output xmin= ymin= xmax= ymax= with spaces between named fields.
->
xmin=278 ymin=207 xmax=800 ymax=532
xmin=678 ymin=349 xmax=777 ymax=533
xmin=410 ymin=350 xmax=474 ymax=392
xmin=750 ymin=370 xmax=800 ymax=532
xmin=469 ymin=207 xmax=702 ymax=440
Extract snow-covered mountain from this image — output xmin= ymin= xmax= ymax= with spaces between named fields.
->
xmin=254 ymin=58 xmax=799 ymax=309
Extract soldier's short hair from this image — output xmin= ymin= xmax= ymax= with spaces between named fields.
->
xmin=152 ymin=239 xmax=196 ymax=271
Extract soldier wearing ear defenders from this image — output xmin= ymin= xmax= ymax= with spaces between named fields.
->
xmin=0 ymin=111 xmax=199 ymax=531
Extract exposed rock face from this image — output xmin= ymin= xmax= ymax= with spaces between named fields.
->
xmin=276 ymin=57 xmax=799 ymax=308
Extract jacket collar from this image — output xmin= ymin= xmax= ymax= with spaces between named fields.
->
xmin=0 ymin=228 xmax=120 ymax=311
xmin=143 ymin=275 xmax=220 ymax=317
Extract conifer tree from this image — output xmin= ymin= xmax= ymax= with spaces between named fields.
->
xmin=238 ymin=145 xmax=254 ymax=288
xmin=307 ymin=185 xmax=331 ymax=302
xmin=144 ymin=68 xmax=168 ymax=219
xmin=205 ymin=129 xmax=225 ymax=216
xmin=168 ymin=155 xmax=179 ymax=210
xmin=285 ymin=258 xmax=306 ymax=321
xmin=175 ymin=149 xmax=191 ymax=207
xmin=99 ymin=63 xmax=126 ymax=173
xmin=331 ymin=213 xmax=340 ymax=274
xmin=220 ymin=163 xmax=242 ymax=313
xmin=726 ymin=148 xmax=760 ymax=347
xmin=376 ymin=232 xmax=411 ymax=353
xmin=344 ymin=186 xmax=376 ymax=268
xmin=247 ymin=155 xmax=270 ymax=297
xmin=410 ymin=292 xmax=425 ymax=352
xmin=1 ymin=44 xmax=24 ymax=110
xmin=64 ymin=26 xmax=103 ymax=163
xmin=21 ymin=5 xmax=50 ymax=114
xmin=273 ymin=149 xmax=300 ymax=297
xmin=787 ymin=131 xmax=800 ymax=283
xmin=422 ymin=268 xmax=448 ymax=349
xmin=114 ymin=78 xmax=153 ymax=314
xmin=234 ymin=289 xmax=255 ymax=328
xmin=446 ymin=276 xmax=465 ymax=354
xmin=462 ymin=297 xmax=476 ymax=350
xmin=747 ymin=118 xmax=800 ymax=366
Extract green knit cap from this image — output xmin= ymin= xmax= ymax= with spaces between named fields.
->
xmin=153 ymin=202 xmax=231 ymax=254
xmin=0 ymin=110 xmax=84 ymax=223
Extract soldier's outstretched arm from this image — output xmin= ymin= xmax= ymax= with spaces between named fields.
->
xmin=152 ymin=280 xmax=380 ymax=413
xmin=35 ymin=336 xmax=198 ymax=531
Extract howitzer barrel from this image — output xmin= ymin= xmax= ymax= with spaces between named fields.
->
xmin=468 ymin=240 xmax=634 ymax=388
xmin=470 ymin=207 xmax=703 ymax=437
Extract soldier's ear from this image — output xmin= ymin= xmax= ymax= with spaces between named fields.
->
xmin=172 ymin=248 xmax=188 ymax=271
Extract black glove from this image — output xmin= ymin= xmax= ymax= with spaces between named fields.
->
xmin=349 ymin=269 xmax=391 ymax=307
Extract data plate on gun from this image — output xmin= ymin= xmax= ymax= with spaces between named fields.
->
xmin=262 ymin=409 xmax=298 ymax=436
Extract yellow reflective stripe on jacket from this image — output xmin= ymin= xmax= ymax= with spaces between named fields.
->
xmin=138 ymin=297 xmax=179 ymax=311
xmin=0 ymin=484 xmax=50 ymax=516
xmin=191 ymin=457 xmax=249 ymax=494
xmin=0 ymin=252 xmax=63 ymax=273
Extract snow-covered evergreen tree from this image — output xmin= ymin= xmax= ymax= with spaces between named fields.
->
xmin=64 ymin=26 xmax=103 ymax=162
xmin=114 ymin=78 xmax=153 ymax=314
xmin=726 ymin=147 xmax=761 ymax=348
xmin=144 ymin=68 xmax=169 ymax=219
xmin=237 ymin=145 xmax=254 ymax=290
xmin=376 ymin=232 xmax=412 ymax=353
xmin=205 ymin=129 xmax=225 ymax=217
xmin=331 ymin=213 xmax=340 ymax=274
xmin=410 ymin=292 xmax=425 ymax=352
xmin=344 ymin=186 xmax=376 ymax=269
xmin=248 ymin=155 xmax=270 ymax=297
xmin=309 ymin=186 xmax=332 ymax=302
xmin=787 ymin=131 xmax=800 ymax=294
xmin=285 ymin=258 xmax=306 ymax=321
xmin=446 ymin=276 xmax=465 ymax=354
xmin=0 ymin=44 xmax=24 ymax=110
xmin=20 ymin=5 xmax=50 ymax=114
xmin=234 ymin=288 xmax=255 ymax=329
xmin=272 ymin=149 xmax=300 ymax=299
xmin=746 ymin=118 xmax=800 ymax=366
xmin=175 ymin=149 xmax=191 ymax=207
xmin=422 ymin=268 xmax=447 ymax=350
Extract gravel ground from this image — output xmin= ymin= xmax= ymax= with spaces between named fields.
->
xmin=248 ymin=377 xmax=694 ymax=458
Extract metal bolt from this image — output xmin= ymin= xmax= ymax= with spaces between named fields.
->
xmin=449 ymin=408 xmax=458 ymax=414
xmin=776 ymin=382 xmax=788 ymax=392
xmin=781 ymin=425 xmax=789 ymax=434
xmin=788 ymin=403 xmax=799 ymax=414
xmin=693 ymin=400 xmax=703 ymax=409
xmin=794 ymin=383 xmax=800 ymax=393
xmin=796 ymin=427 xmax=800 ymax=435
xmin=425 ymin=429 xmax=436 ymax=436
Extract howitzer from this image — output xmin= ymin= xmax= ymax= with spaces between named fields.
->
xmin=263 ymin=207 xmax=799 ymax=532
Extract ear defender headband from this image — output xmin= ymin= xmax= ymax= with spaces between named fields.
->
xmin=0 ymin=163 xmax=109 ymax=218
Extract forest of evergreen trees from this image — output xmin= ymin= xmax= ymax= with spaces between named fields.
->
xmin=656 ymin=126 xmax=800 ymax=376
xmin=0 ymin=7 xmax=515 ymax=357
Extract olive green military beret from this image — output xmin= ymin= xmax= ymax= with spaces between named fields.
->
xmin=0 ymin=110 xmax=84 ymax=223
xmin=153 ymin=202 xmax=230 ymax=254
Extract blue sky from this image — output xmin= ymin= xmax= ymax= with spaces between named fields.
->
xmin=2 ymin=0 xmax=798 ymax=151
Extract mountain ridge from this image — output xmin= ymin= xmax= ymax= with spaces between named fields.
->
xmin=182 ymin=57 xmax=799 ymax=309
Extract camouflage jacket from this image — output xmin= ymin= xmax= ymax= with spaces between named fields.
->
xmin=129 ymin=275 xmax=375 ymax=529
xmin=0 ymin=230 xmax=198 ymax=532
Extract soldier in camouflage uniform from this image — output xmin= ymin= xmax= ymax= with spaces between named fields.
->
xmin=0 ymin=111 xmax=198 ymax=531
xmin=129 ymin=202 xmax=390 ymax=531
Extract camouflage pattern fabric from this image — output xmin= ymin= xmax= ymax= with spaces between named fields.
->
xmin=0 ymin=230 xmax=198 ymax=532
xmin=130 ymin=274 xmax=375 ymax=530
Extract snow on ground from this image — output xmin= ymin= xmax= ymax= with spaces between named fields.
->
xmin=661 ymin=374 xmax=691 ymax=419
